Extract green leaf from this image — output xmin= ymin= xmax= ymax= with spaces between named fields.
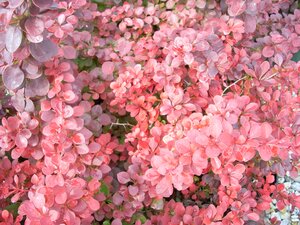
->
xmin=103 ymin=220 xmax=111 ymax=225
xmin=131 ymin=213 xmax=147 ymax=224
xmin=99 ymin=181 xmax=110 ymax=196
xmin=142 ymin=0 xmax=148 ymax=7
xmin=292 ymin=50 xmax=300 ymax=62
xmin=5 ymin=202 xmax=20 ymax=218
xmin=91 ymin=0 xmax=108 ymax=11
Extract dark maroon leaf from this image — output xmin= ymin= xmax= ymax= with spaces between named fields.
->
xmin=32 ymin=0 xmax=53 ymax=9
xmin=29 ymin=38 xmax=58 ymax=62
xmin=25 ymin=17 xmax=44 ymax=36
xmin=5 ymin=25 xmax=22 ymax=53
xmin=2 ymin=65 xmax=25 ymax=90
xmin=29 ymin=4 xmax=40 ymax=15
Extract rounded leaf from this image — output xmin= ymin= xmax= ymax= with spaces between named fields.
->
xmin=26 ymin=76 xmax=49 ymax=97
xmin=32 ymin=0 xmax=53 ymax=9
xmin=25 ymin=17 xmax=44 ymax=36
xmin=29 ymin=38 xmax=58 ymax=62
xmin=5 ymin=25 xmax=22 ymax=53
xmin=2 ymin=65 xmax=24 ymax=90
xmin=26 ymin=33 xmax=43 ymax=43
xmin=62 ymin=46 xmax=77 ymax=59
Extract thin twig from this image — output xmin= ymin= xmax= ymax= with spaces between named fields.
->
xmin=222 ymin=76 xmax=247 ymax=96
xmin=261 ymin=72 xmax=279 ymax=81
xmin=110 ymin=119 xmax=134 ymax=129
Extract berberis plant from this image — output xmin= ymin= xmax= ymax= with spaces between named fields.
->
xmin=0 ymin=0 xmax=300 ymax=224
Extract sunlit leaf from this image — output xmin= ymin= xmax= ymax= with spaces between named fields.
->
xmin=5 ymin=25 xmax=22 ymax=53
xmin=2 ymin=65 xmax=24 ymax=90
xmin=26 ymin=33 xmax=43 ymax=43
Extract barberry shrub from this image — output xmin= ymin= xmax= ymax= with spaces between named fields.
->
xmin=0 ymin=0 xmax=300 ymax=224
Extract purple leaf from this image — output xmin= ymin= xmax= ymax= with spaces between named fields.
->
xmin=29 ymin=38 xmax=58 ymax=62
xmin=32 ymin=0 xmax=53 ymax=9
xmin=62 ymin=46 xmax=77 ymax=59
xmin=25 ymin=17 xmax=44 ymax=36
xmin=11 ymin=89 xmax=25 ymax=112
xmin=29 ymin=4 xmax=40 ymax=15
xmin=5 ymin=25 xmax=22 ymax=53
xmin=25 ymin=99 xmax=35 ymax=112
xmin=22 ymin=61 xmax=42 ymax=79
xmin=26 ymin=76 xmax=49 ymax=97
xmin=2 ymin=65 xmax=25 ymax=90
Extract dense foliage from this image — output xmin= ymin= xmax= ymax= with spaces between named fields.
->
xmin=0 ymin=0 xmax=300 ymax=224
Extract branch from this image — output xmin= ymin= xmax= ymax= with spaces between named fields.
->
xmin=222 ymin=76 xmax=247 ymax=96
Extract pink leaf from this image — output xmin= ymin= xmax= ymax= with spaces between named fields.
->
xmin=117 ymin=171 xmax=131 ymax=184
xmin=175 ymin=139 xmax=190 ymax=154
xmin=274 ymin=53 xmax=283 ymax=66
xmin=209 ymin=118 xmax=222 ymax=138
xmin=55 ymin=190 xmax=67 ymax=205
xmin=260 ymin=122 xmax=272 ymax=139
xmin=260 ymin=61 xmax=270 ymax=78
xmin=86 ymin=197 xmax=100 ymax=211
xmin=25 ymin=17 xmax=44 ymax=36
xmin=228 ymin=0 xmax=246 ymax=17
xmin=15 ymin=133 xmax=28 ymax=148
xmin=249 ymin=122 xmax=261 ymax=139
xmin=258 ymin=146 xmax=272 ymax=161
xmin=156 ymin=176 xmax=172 ymax=196
xmin=62 ymin=46 xmax=77 ymax=59
xmin=262 ymin=46 xmax=274 ymax=58
xmin=102 ymin=61 xmax=115 ymax=76
xmin=247 ymin=212 xmax=260 ymax=221
xmin=76 ymin=145 xmax=89 ymax=154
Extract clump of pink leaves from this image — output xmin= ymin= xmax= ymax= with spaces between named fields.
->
xmin=0 ymin=0 xmax=300 ymax=224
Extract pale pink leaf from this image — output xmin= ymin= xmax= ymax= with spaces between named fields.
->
xmin=5 ymin=25 xmax=22 ymax=53
xmin=3 ymin=65 xmax=24 ymax=90
xmin=117 ymin=171 xmax=130 ymax=184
